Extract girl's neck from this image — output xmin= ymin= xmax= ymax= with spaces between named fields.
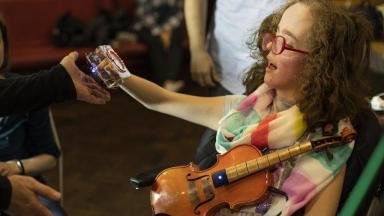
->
xmin=275 ymin=89 xmax=297 ymax=104
xmin=272 ymin=89 xmax=297 ymax=112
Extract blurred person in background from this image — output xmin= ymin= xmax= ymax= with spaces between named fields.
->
xmin=132 ymin=0 xmax=185 ymax=92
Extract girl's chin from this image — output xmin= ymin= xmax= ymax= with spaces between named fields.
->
xmin=263 ymin=77 xmax=272 ymax=86
xmin=263 ymin=73 xmax=273 ymax=83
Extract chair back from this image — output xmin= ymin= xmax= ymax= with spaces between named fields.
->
xmin=339 ymin=109 xmax=383 ymax=215
xmin=49 ymin=109 xmax=64 ymax=206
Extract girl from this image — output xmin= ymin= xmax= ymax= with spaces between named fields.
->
xmin=116 ymin=0 xmax=372 ymax=215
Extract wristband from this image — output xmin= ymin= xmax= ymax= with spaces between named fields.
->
xmin=15 ymin=160 xmax=25 ymax=175
xmin=102 ymin=45 xmax=131 ymax=79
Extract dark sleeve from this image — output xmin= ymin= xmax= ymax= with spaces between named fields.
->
xmin=0 ymin=64 xmax=76 ymax=117
xmin=0 ymin=176 xmax=11 ymax=211
xmin=25 ymin=107 xmax=60 ymax=158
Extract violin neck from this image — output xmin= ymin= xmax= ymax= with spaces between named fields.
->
xmin=212 ymin=141 xmax=314 ymax=187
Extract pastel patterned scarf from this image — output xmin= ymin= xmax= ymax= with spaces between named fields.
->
xmin=215 ymin=84 xmax=354 ymax=215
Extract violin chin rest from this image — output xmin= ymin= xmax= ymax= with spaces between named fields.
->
xmin=129 ymin=166 xmax=170 ymax=189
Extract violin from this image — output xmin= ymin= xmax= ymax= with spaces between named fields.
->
xmin=150 ymin=128 xmax=356 ymax=216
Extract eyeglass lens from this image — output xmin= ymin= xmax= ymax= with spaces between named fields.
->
xmin=274 ymin=37 xmax=284 ymax=54
xmin=262 ymin=34 xmax=284 ymax=54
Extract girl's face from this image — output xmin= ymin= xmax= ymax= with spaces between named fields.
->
xmin=264 ymin=3 xmax=313 ymax=95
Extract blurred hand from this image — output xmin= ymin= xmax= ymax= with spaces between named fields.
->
xmin=60 ymin=52 xmax=111 ymax=104
xmin=190 ymin=49 xmax=220 ymax=87
xmin=6 ymin=175 xmax=61 ymax=216
xmin=0 ymin=162 xmax=19 ymax=176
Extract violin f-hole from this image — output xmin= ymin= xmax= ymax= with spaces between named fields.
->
xmin=186 ymin=173 xmax=210 ymax=181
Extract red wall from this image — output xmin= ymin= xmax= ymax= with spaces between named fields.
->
xmin=0 ymin=0 xmax=134 ymax=48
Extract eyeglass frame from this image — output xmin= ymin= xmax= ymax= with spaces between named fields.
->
xmin=261 ymin=32 xmax=310 ymax=55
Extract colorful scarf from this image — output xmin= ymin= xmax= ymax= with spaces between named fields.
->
xmin=215 ymin=84 xmax=354 ymax=215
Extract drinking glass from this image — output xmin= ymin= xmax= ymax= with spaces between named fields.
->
xmin=85 ymin=45 xmax=130 ymax=88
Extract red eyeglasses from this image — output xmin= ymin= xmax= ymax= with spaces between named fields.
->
xmin=261 ymin=33 xmax=309 ymax=55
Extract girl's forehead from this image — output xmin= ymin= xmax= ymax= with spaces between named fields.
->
xmin=279 ymin=3 xmax=313 ymax=39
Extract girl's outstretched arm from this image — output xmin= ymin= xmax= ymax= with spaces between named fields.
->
xmin=120 ymin=75 xmax=226 ymax=130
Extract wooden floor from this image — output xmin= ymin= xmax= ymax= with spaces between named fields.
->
xmin=45 ymin=82 xmax=207 ymax=216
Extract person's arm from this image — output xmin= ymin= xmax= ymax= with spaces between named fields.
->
xmin=0 ymin=65 xmax=75 ymax=116
xmin=18 ymin=154 xmax=56 ymax=176
xmin=304 ymin=165 xmax=346 ymax=215
xmin=184 ymin=0 xmax=219 ymax=87
xmin=1 ymin=154 xmax=57 ymax=177
xmin=7 ymin=107 xmax=60 ymax=177
xmin=184 ymin=0 xmax=207 ymax=56
xmin=0 ymin=52 xmax=110 ymax=117
xmin=120 ymin=75 xmax=225 ymax=130
xmin=5 ymin=175 xmax=60 ymax=216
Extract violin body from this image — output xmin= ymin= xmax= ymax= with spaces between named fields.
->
xmin=150 ymin=144 xmax=271 ymax=216
xmin=150 ymin=130 xmax=357 ymax=215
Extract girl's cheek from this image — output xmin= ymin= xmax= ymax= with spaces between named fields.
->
xmin=278 ymin=54 xmax=305 ymax=72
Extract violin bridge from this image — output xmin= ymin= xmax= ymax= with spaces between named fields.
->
xmin=187 ymin=181 xmax=201 ymax=209
xmin=202 ymin=177 xmax=215 ymax=200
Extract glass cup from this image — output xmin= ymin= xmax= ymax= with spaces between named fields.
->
xmin=85 ymin=45 xmax=130 ymax=89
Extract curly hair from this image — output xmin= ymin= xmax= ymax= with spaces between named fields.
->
xmin=243 ymin=0 xmax=372 ymax=130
